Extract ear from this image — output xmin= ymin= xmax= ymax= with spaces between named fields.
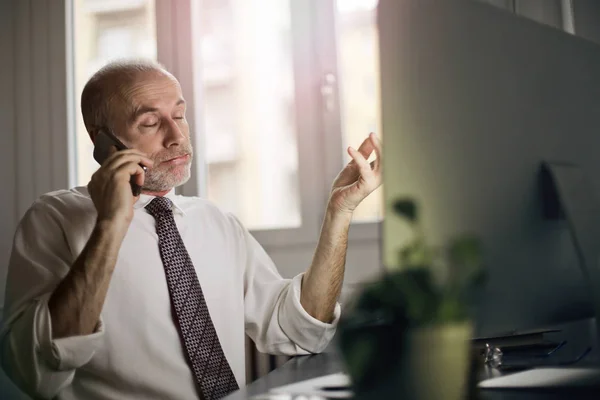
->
xmin=89 ymin=127 xmax=99 ymax=144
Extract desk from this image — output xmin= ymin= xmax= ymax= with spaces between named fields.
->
xmin=223 ymin=349 xmax=343 ymax=400
xmin=224 ymin=319 xmax=599 ymax=400
xmin=224 ymin=351 xmax=598 ymax=399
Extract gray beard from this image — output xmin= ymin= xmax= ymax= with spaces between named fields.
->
xmin=143 ymin=162 xmax=192 ymax=192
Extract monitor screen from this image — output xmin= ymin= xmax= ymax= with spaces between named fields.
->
xmin=379 ymin=0 xmax=600 ymax=335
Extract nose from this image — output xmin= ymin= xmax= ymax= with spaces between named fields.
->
xmin=163 ymin=118 xmax=186 ymax=148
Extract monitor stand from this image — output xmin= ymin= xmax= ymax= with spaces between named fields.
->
xmin=479 ymin=161 xmax=600 ymax=390
xmin=541 ymin=161 xmax=600 ymax=350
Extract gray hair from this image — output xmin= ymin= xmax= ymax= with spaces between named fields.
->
xmin=80 ymin=58 xmax=169 ymax=136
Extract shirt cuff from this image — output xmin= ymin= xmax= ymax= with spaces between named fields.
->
xmin=278 ymin=273 xmax=341 ymax=353
xmin=35 ymin=293 xmax=105 ymax=371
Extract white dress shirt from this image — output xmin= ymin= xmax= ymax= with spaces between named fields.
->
xmin=1 ymin=187 xmax=340 ymax=400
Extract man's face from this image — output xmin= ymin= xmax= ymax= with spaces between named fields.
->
xmin=109 ymin=71 xmax=193 ymax=193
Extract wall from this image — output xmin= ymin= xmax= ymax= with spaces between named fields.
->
xmin=0 ymin=2 xmax=23 ymax=396
xmin=0 ymin=0 xmax=17 ymax=314
xmin=0 ymin=0 xmax=71 ymax=311
xmin=572 ymin=0 xmax=600 ymax=44
xmin=1 ymin=1 xmax=70 ymax=397
xmin=481 ymin=0 xmax=566 ymax=29
xmin=481 ymin=0 xmax=600 ymax=43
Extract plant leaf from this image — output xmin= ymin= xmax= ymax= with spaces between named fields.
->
xmin=393 ymin=198 xmax=418 ymax=223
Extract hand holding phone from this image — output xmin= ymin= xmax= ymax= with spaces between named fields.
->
xmin=93 ymin=129 xmax=148 ymax=196
xmin=89 ymin=130 xmax=153 ymax=224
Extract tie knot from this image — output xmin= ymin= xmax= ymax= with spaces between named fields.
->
xmin=146 ymin=196 xmax=173 ymax=218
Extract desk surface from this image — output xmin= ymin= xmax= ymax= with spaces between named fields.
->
xmin=224 ymin=323 xmax=600 ymax=400
xmin=224 ymin=319 xmax=599 ymax=399
xmin=223 ymin=351 xmax=599 ymax=400
xmin=223 ymin=350 xmax=344 ymax=400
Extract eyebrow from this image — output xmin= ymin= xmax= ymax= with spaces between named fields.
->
xmin=130 ymin=99 xmax=186 ymax=121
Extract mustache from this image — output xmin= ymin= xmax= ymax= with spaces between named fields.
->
xmin=151 ymin=143 xmax=193 ymax=163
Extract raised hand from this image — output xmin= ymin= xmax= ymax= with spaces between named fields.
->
xmin=328 ymin=132 xmax=382 ymax=215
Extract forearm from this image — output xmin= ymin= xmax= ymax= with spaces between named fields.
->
xmin=48 ymin=220 xmax=127 ymax=338
xmin=301 ymin=206 xmax=352 ymax=322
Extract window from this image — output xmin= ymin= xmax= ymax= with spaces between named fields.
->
xmin=191 ymin=0 xmax=383 ymax=236
xmin=73 ymin=0 xmax=157 ymax=187
xmin=71 ymin=0 xmax=382 ymax=244
xmin=335 ymin=0 xmax=383 ymax=222
xmin=196 ymin=0 xmax=301 ymax=231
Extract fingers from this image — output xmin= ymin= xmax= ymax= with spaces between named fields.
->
xmin=91 ymin=160 xmax=146 ymax=185
xmin=115 ymin=162 xmax=146 ymax=179
xmin=132 ymin=167 xmax=145 ymax=189
xmin=348 ymin=146 xmax=374 ymax=179
xmin=347 ymin=133 xmax=381 ymax=165
xmin=347 ymin=133 xmax=381 ymax=166
xmin=103 ymin=150 xmax=154 ymax=172
xmin=105 ymin=149 xmax=153 ymax=169
xmin=91 ymin=151 xmax=150 ymax=192
xmin=369 ymin=132 xmax=382 ymax=171
xmin=355 ymin=135 xmax=375 ymax=161
xmin=115 ymin=162 xmax=146 ymax=191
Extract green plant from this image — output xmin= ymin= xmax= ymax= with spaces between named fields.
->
xmin=392 ymin=198 xmax=485 ymax=326
xmin=338 ymin=198 xmax=485 ymax=395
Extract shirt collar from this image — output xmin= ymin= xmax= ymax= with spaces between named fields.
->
xmin=75 ymin=186 xmax=186 ymax=216
xmin=134 ymin=188 xmax=186 ymax=216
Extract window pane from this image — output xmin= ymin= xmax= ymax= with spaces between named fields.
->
xmin=196 ymin=0 xmax=301 ymax=231
xmin=73 ymin=0 xmax=157 ymax=187
xmin=336 ymin=0 xmax=383 ymax=222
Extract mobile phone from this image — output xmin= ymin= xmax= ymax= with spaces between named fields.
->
xmin=93 ymin=129 xmax=147 ymax=196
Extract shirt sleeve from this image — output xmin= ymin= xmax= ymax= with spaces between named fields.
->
xmin=0 ymin=200 xmax=105 ymax=399
xmin=233 ymin=215 xmax=340 ymax=355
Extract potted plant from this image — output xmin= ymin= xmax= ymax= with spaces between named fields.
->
xmin=338 ymin=198 xmax=485 ymax=399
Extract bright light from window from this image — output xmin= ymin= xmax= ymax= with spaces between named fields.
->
xmin=337 ymin=0 xmax=378 ymax=14
xmin=195 ymin=0 xmax=301 ymax=231
xmin=336 ymin=0 xmax=383 ymax=222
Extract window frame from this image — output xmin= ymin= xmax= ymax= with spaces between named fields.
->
xmin=312 ymin=0 xmax=382 ymax=244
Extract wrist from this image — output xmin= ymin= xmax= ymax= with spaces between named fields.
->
xmin=321 ymin=206 xmax=353 ymax=233
xmin=326 ymin=202 xmax=354 ymax=221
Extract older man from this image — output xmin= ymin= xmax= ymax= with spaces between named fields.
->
xmin=1 ymin=60 xmax=382 ymax=400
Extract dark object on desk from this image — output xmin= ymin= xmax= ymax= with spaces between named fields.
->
xmin=321 ymin=384 xmax=354 ymax=391
xmin=480 ymin=340 xmax=587 ymax=372
xmin=473 ymin=328 xmax=561 ymax=351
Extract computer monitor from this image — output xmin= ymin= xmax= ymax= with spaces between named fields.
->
xmin=379 ymin=0 xmax=600 ymax=336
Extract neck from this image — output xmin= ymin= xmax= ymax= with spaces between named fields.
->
xmin=142 ymin=189 xmax=171 ymax=197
